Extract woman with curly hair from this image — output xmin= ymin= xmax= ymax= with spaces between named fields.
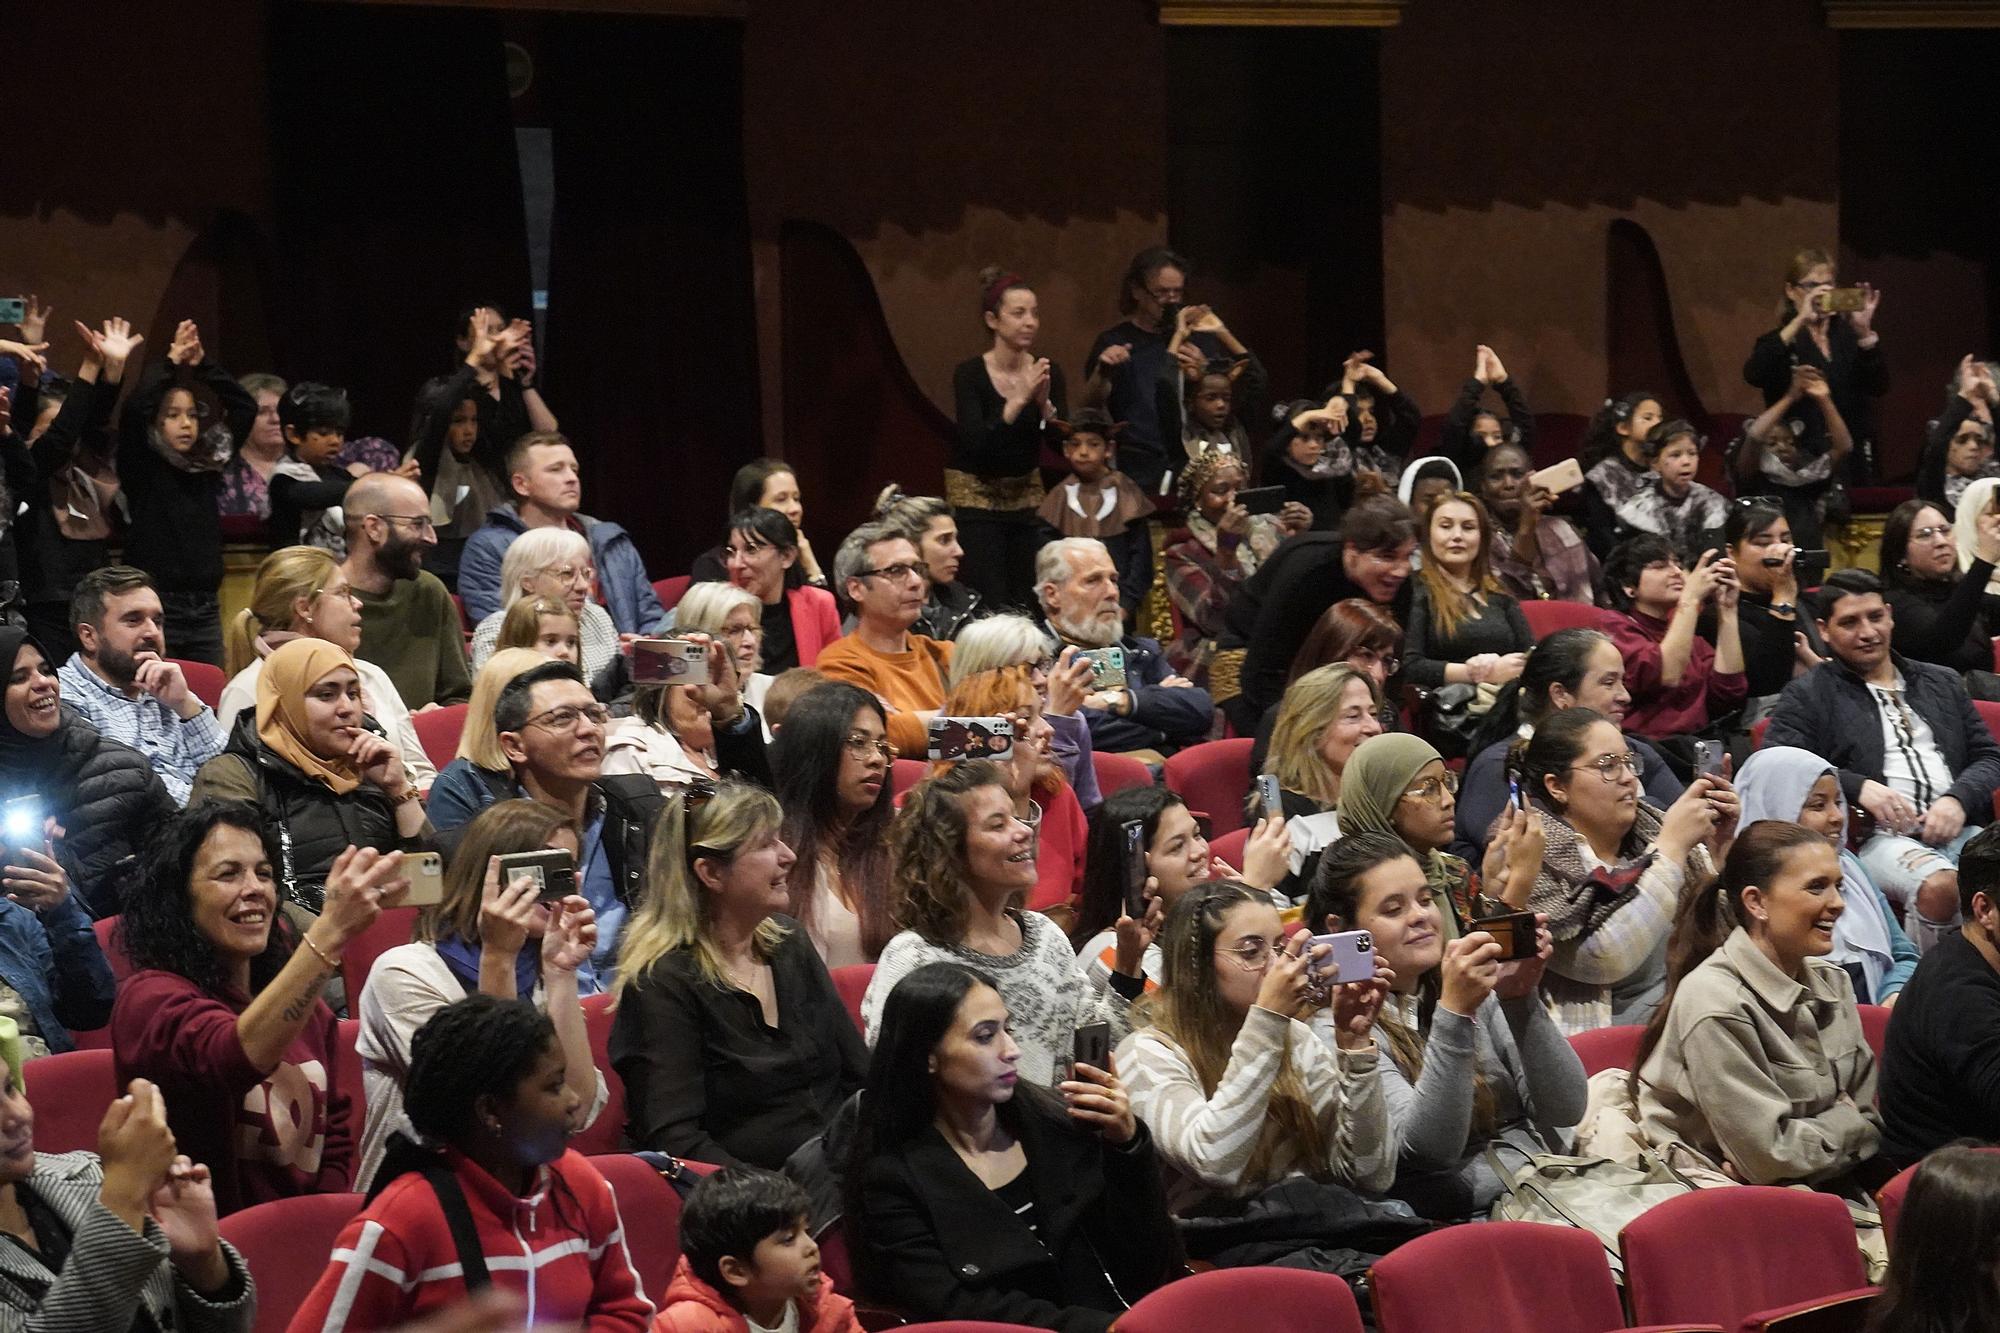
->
xmin=1162 ymin=450 xmax=1310 ymax=686
xmin=110 ymin=801 xmax=410 ymax=1214
xmin=858 ymin=760 xmax=1149 ymax=1085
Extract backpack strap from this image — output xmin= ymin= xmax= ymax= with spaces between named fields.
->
xmin=419 ymin=1160 xmax=492 ymax=1292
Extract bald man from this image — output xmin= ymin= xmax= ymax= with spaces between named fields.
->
xmin=339 ymin=472 xmax=473 ymax=709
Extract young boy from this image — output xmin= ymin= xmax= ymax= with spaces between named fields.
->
xmin=1615 ymin=419 xmax=1729 ymax=554
xmin=656 ymin=1167 xmax=861 ymax=1333
xmin=268 ymin=380 xmax=358 ymax=553
xmin=1038 ymin=408 xmax=1154 ymax=612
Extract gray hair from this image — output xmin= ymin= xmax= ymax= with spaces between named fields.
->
xmin=873 ymin=486 xmax=952 ymax=546
xmin=833 ymin=520 xmax=913 ymax=592
xmin=1034 ymin=536 xmax=1110 ymax=593
xmin=674 ymin=580 xmax=760 ymax=635
xmin=498 ymin=527 xmax=591 ymax=611
xmin=948 ymin=614 xmax=1055 ymax=685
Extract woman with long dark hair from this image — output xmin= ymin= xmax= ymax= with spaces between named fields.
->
xmin=289 ymin=995 xmax=653 ymax=1331
xmin=1866 ymin=1146 xmax=2000 ymax=1333
xmin=773 ymin=682 xmax=896 ymax=967
xmin=1879 ymin=495 xmax=2000 ymax=676
xmin=847 ymin=962 xmax=1177 ymax=1333
xmin=1632 ymin=821 xmax=1885 ymax=1190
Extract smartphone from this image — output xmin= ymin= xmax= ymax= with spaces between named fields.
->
xmin=1073 ymin=1021 xmax=1112 ymax=1074
xmin=1794 ymin=548 xmax=1830 ymax=587
xmin=927 ymin=716 xmax=1014 ymax=762
xmin=629 ymin=637 xmax=709 ymax=685
xmin=1693 ymin=739 xmax=1725 ymax=778
xmin=402 ymin=852 xmax=446 ymax=908
xmin=494 ymin=848 xmax=578 ymax=904
xmin=1528 ymin=457 xmax=1586 ymax=496
xmin=1307 ymin=930 xmax=1376 ymax=984
xmin=1507 ymin=772 xmax=1525 ymax=810
xmin=1469 ymin=909 xmax=1540 ymax=962
xmin=0 ymin=299 xmax=23 ymax=327
xmin=1236 ymin=485 xmax=1286 ymax=516
xmin=1120 ymin=820 xmax=1149 ymax=919
xmin=0 ymin=797 xmax=40 ymax=856
xmin=1256 ymin=773 xmax=1283 ymax=818
xmin=1818 ymin=286 xmax=1867 ymax=314
xmin=1078 ymin=646 xmax=1127 ymax=691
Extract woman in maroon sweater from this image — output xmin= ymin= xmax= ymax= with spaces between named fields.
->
xmin=110 ymin=802 xmax=411 ymax=1215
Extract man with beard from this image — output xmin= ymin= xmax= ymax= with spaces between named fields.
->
xmin=338 ymin=472 xmax=473 ymax=710
xmin=55 ymin=565 xmax=226 ymax=806
xmin=1034 ymin=536 xmax=1211 ymax=758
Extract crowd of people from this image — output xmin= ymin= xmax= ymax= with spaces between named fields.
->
xmin=0 ymin=243 xmax=1997 ymax=1332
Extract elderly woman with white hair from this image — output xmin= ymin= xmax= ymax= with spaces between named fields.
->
xmin=1034 ymin=535 xmax=1214 ymax=758
xmin=951 ymin=613 xmax=1104 ymax=810
xmin=673 ymin=580 xmax=776 ymax=737
xmin=468 ymin=526 xmax=618 ymax=685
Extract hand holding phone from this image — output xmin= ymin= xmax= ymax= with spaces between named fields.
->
xmin=1528 ymin=458 xmax=1585 ymax=496
xmin=1120 ymin=820 xmax=1149 ymax=919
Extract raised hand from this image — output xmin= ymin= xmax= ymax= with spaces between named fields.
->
xmin=89 ymin=317 xmax=144 ymax=379
xmin=317 ymin=846 xmax=411 ymax=948
xmin=0 ymin=342 xmax=48 ymax=377
xmin=1174 ymin=340 xmax=1205 ymax=381
xmin=14 ymin=295 xmax=49 ymax=346
xmin=1060 ymin=1054 xmax=1137 ymax=1144
xmin=1849 ymin=282 xmax=1881 ymax=338
xmin=2 ymin=842 xmax=69 ymax=913
xmin=1493 ymin=914 xmax=1554 ymax=1000
xmin=148 ymin=1156 xmax=228 ymax=1291
xmin=1342 ymin=349 xmax=1375 ymax=389
xmin=1328 ymin=971 xmax=1393 ymax=1049
xmin=1276 ymin=500 xmax=1314 ymax=535
xmin=1112 ymin=881 xmax=1163 ymax=979
xmin=1044 ymin=646 xmax=1093 ymax=718
xmin=478 ymin=856 xmax=545 ymax=959
xmin=0 ymin=387 xmax=10 ymax=436
xmin=98 ymin=1080 xmax=179 ymax=1219
xmin=463 ymin=308 xmax=501 ymax=372
xmin=1241 ymin=812 xmax=1292 ymax=892
xmin=1094 ymin=343 xmax=1133 ymax=375
xmin=1438 ymin=933 xmax=1503 ymax=1017
xmin=167 ymin=320 xmax=203 ymax=367
xmin=1482 ymin=345 xmax=1509 ymax=384
xmin=542 ymin=895 xmax=598 ymax=974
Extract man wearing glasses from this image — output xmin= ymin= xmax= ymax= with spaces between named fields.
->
xmin=814 ymin=521 xmax=953 ymax=761
xmin=338 ymin=473 xmax=473 ymax=710
xmin=1767 ymin=569 xmax=2000 ymax=954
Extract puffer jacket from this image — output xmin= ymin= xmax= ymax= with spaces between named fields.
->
xmin=0 ymin=705 xmax=176 ymax=918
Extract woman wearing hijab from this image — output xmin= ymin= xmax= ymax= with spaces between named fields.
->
xmin=190 ymin=638 xmax=433 ymax=923
xmin=0 ymin=626 xmax=176 ymax=918
xmin=1736 ymin=746 xmax=1918 ymax=1005
xmin=1335 ymin=733 xmax=1482 ymax=937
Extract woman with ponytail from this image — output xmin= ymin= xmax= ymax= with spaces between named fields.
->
xmin=950 ymin=268 xmax=1069 ymax=608
xmin=1305 ymin=832 xmax=1585 ymax=1219
xmin=216 ymin=544 xmax=435 ymax=791
xmin=1633 ymin=821 xmax=1886 ymax=1189
xmin=875 ymin=485 xmax=983 ymax=641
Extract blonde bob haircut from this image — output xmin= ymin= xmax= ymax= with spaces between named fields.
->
xmin=458 ymin=648 xmax=553 ymax=770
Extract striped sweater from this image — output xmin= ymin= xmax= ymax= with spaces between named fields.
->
xmin=286 ymin=1147 xmax=653 ymax=1333
xmin=1117 ymin=1004 xmax=1394 ymax=1215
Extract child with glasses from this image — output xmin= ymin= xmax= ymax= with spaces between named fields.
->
xmin=1514 ymin=709 xmax=1736 ymax=1034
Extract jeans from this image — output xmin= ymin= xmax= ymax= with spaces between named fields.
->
xmin=161 ymin=589 xmax=222 ymax=667
xmin=1858 ymin=824 xmax=1979 ymax=954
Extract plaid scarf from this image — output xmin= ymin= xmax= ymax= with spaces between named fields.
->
xmin=1528 ymin=801 xmax=1666 ymax=942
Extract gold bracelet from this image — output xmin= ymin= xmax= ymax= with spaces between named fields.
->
xmin=302 ymin=933 xmax=342 ymax=972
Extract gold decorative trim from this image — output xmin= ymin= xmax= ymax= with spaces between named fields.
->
xmin=1157 ymin=1 xmax=1404 ymax=25
xmin=1825 ymin=1 xmax=2000 ymax=26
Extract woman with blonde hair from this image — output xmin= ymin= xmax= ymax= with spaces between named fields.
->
xmin=946 ymin=613 xmax=1102 ymax=809
xmin=354 ymin=798 xmax=604 ymax=1189
xmin=424 ymin=647 xmax=549 ymax=832
xmin=610 ymin=780 xmax=863 ymax=1168
xmin=859 ymin=761 xmax=1147 ymax=1085
xmin=673 ymin=579 xmax=774 ymax=729
xmin=467 ymin=525 xmax=617 ymax=684
xmin=216 ymin=544 xmax=434 ymax=791
xmin=1258 ymin=663 xmax=1386 ymax=897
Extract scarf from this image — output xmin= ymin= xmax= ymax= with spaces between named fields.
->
xmin=1735 ymin=745 xmax=1896 ymax=999
xmin=426 ymin=447 xmax=505 ymax=534
xmin=255 ymin=638 xmax=364 ymax=795
xmin=270 ymin=458 xmax=346 ymax=552
xmin=1335 ymin=733 xmax=1474 ymax=924
xmin=1529 ymin=801 xmax=1681 ymax=942
xmin=435 ymin=931 xmax=539 ymax=1001
xmin=1185 ymin=511 xmax=1279 ymax=579
xmin=0 ymin=629 xmax=71 ymax=800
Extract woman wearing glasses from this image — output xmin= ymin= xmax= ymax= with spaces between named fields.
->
xmin=1248 ymin=599 xmax=1403 ymax=775
xmin=1518 ymin=708 xmax=1735 ymax=1034
xmin=192 ymin=638 xmax=435 ymax=926
xmin=722 ymin=507 xmax=842 ymax=672
xmin=1879 ymin=496 xmax=2000 ymax=677
xmin=1724 ymin=500 xmax=1831 ymax=709
xmin=773 ymin=682 xmax=897 ymax=967
xmin=468 ymin=526 xmax=618 ymax=686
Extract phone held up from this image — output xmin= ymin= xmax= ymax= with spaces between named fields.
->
xmin=494 ymin=848 xmax=579 ymax=903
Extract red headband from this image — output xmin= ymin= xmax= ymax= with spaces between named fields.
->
xmin=982 ymin=271 xmax=1029 ymax=314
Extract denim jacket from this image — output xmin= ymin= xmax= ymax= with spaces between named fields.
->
xmin=0 ymin=894 xmax=116 ymax=1053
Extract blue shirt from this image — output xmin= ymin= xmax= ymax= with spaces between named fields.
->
xmin=577 ymin=805 xmax=622 ymax=978
xmin=56 ymin=655 xmax=226 ymax=807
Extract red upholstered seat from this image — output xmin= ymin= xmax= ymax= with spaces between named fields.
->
xmin=170 ymin=658 xmax=228 ymax=711
xmin=831 ymin=964 xmax=873 ymax=1036
xmin=1875 ymin=1145 xmax=2000 ymax=1244
xmin=1567 ymin=1024 xmax=1644 ymax=1077
xmin=1370 ymin=1219 xmax=1627 ymax=1332
xmin=1208 ymin=826 xmax=1248 ymax=872
xmin=653 ymin=575 xmax=693 ymax=611
xmin=1520 ymin=600 xmax=1614 ymax=639
xmin=23 ymin=1049 xmax=118 ymax=1155
xmin=1620 ymin=1186 xmax=1868 ymax=1331
xmin=1162 ymin=738 xmax=1254 ymax=837
xmin=218 ymin=1193 xmax=364 ymax=1333
xmin=1091 ymin=750 xmax=1155 ymax=798
xmin=340 ymin=906 xmax=419 ymax=1004
xmin=411 ymin=703 xmax=468 ymax=773
xmin=1117 ymin=1266 xmax=1362 ymax=1333
xmin=575 ymin=992 xmax=627 ymax=1156
xmin=587 ymin=1152 xmax=684 ymax=1302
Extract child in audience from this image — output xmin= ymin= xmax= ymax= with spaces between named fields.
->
xmin=268 ymin=381 xmax=359 ymax=554
xmin=1581 ymin=390 xmax=1666 ymax=558
xmin=1262 ymin=397 xmax=1349 ymax=529
xmin=1170 ymin=358 xmax=1253 ymax=460
xmin=1396 ymin=457 xmax=1464 ymax=529
xmin=1038 ymin=409 xmax=1153 ymax=613
xmin=1613 ymin=420 xmax=1729 ymax=553
xmin=658 ymin=1167 xmax=861 ymax=1333
xmin=1731 ymin=363 xmax=1854 ymax=548
xmin=496 ymin=595 xmax=583 ymax=667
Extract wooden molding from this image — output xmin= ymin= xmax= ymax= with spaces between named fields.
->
xmin=302 ymin=0 xmax=746 ymax=17
xmin=1156 ymin=0 xmax=1405 ymax=26
xmin=1825 ymin=0 xmax=2000 ymax=26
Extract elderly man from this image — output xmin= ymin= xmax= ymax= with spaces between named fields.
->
xmin=814 ymin=521 xmax=953 ymax=759
xmin=1035 ymin=536 xmax=1211 ymax=757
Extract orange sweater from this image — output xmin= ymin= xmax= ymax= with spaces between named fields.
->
xmin=812 ymin=632 xmax=953 ymax=759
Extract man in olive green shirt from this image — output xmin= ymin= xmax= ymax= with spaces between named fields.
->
xmin=338 ymin=473 xmax=473 ymax=709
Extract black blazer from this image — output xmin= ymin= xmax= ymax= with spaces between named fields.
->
xmin=854 ymin=1098 xmax=1180 ymax=1333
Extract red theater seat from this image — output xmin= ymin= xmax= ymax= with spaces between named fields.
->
xmin=1163 ymin=739 xmax=1254 ymax=837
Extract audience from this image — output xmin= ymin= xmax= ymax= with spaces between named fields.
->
xmin=612 ymin=782 xmax=864 ymax=1170
xmin=849 ymin=961 xmax=1176 ymax=1333
xmin=1880 ymin=495 xmax=2000 ymax=676
xmin=689 ymin=458 xmax=826 ymax=590
xmin=1916 ymin=356 xmax=2000 ymax=511
xmin=1247 ymin=597 xmax=1403 ymax=772
xmin=1879 ymin=822 xmax=2000 ymax=1166
xmin=720 ymin=508 xmax=841 ymax=674
xmin=951 ymin=269 xmax=1068 ymax=608
xmin=1163 ymin=450 xmax=1308 ymax=687
xmin=1725 ymin=499 xmax=1826 ymax=708
xmin=468 ymin=525 xmax=618 ymax=687
xmin=860 ymin=761 xmax=1140 ymax=1084
xmin=290 ymin=994 xmax=653 ymax=1331
xmin=1335 ymin=350 xmax=1419 ymax=490
xmin=602 ymin=634 xmax=770 ymax=798
xmin=113 ymin=803 xmax=404 ymax=1215
xmin=1437 ymin=344 xmax=1536 ymax=478
xmin=459 ymin=430 xmax=667 ymax=633
xmin=354 ymin=798 xmax=605 ymax=1191
xmin=1335 ymin=734 xmax=1490 ymax=938
xmin=0 ymin=626 xmax=175 ymax=918
xmin=1260 ymin=664 xmax=1385 ymax=896
xmin=1476 ymin=442 xmax=1598 ymax=605
xmin=671 ymin=580 xmax=775 ymax=730
xmin=1865 ymin=1145 xmax=2000 ymax=1333
xmin=55 ymin=565 xmax=225 ymax=807
xmin=1603 ymin=535 xmax=1747 ymax=744
xmin=814 ymin=522 xmax=952 ymax=759
xmin=1633 ymin=822 xmax=1885 ymax=1191
xmin=191 ymin=639 xmax=434 ymax=919
xmin=660 ymin=1167 xmax=861 ymax=1333
xmin=1520 ymin=708 xmax=1730 ymax=1033
xmin=0 ymin=818 xmax=113 ymax=1057
xmin=1731 ymin=364 xmax=1853 ymax=548
xmin=1736 ymin=747 xmax=1917 ymax=1005
xmin=1405 ymin=492 xmax=1530 ymax=753
xmin=218 ymin=544 xmax=436 ymax=793
xmin=1579 ymin=391 xmax=1665 ymax=559
xmin=337 ymin=472 xmax=473 ymax=710
xmin=1742 ymin=248 xmax=1885 ymax=483
xmin=0 ymin=1022 xmax=254 ymax=1331
xmin=1613 ymin=420 xmax=1729 ymax=553
xmin=1305 ymin=832 xmax=1586 ymax=1220
xmin=1037 ymin=410 xmax=1154 ymax=613
xmin=1035 ymin=536 xmax=1211 ymax=758
xmin=873 ymin=486 xmax=983 ymax=642
xmin=771 ymin=682 xmax=895 ymax=968
xmin=1766 ymin=569 xmax=2000 ymax=951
